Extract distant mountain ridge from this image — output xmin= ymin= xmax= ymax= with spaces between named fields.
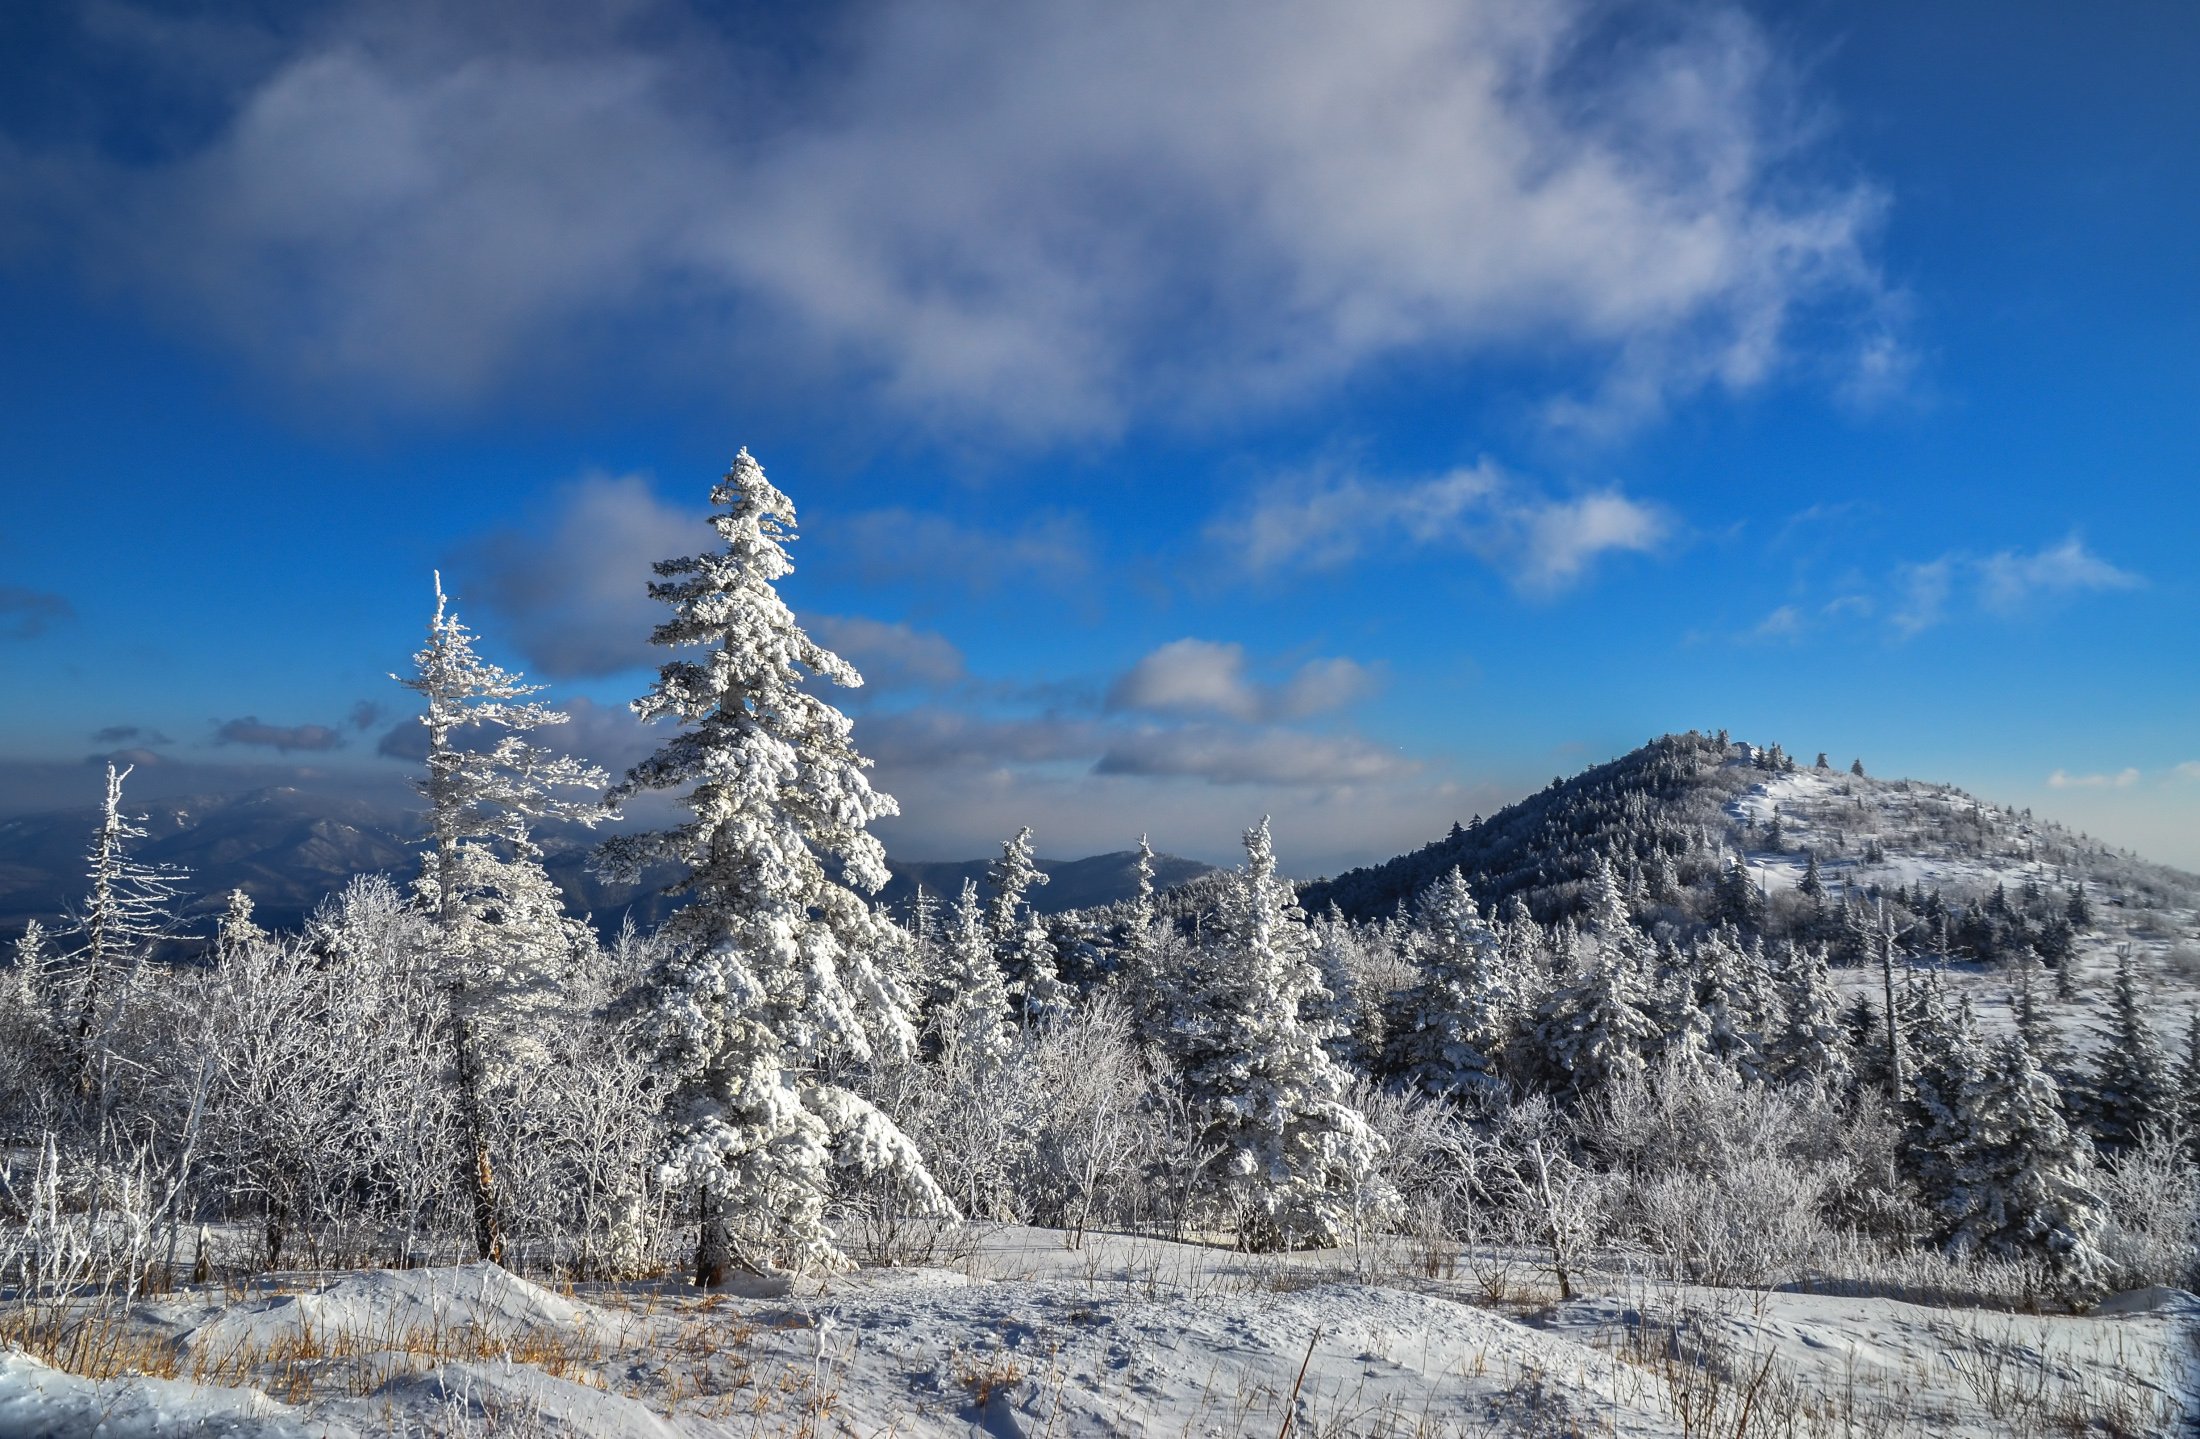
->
xmin=873 ymin=850 xmax=1218 ymax=917
xmin=0 ymin=785 xmax=1217 ymax=939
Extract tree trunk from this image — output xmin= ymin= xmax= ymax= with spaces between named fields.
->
xmin=452 ymin=1014 xmax=506 ymax=1267
xmin=695 ymin=1185 xmax=731 ymax=1289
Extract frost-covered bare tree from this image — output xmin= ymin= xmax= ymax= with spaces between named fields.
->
xmin=595 ymin=449 xmax=945 ymax=1283
xmin=395 ymin=573 xmax=609 ymax=1265
xmin=61 ymin=765 xmax=187 ymax=1114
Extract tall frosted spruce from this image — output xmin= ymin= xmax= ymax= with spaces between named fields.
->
xmin=596 ymin=450 xmax=945 ymax=1283
xmin=1387 ymin=868 xmax=1510 ymax=1104
xmin=396 ymin=574 xmax=607 ymax=1266
xmin=1181 ymin=818 xmax=1392 ymax=1250
xmin=69 ymin=763 xmax=187 ymax=1102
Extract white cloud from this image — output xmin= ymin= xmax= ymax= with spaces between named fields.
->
xmin=1745 ymin=604 xmax=1805 ymax=643
xmin=1105 ymin=639 xmax=1377 ymax=722
xmin=1213 ymin=463 xmax=1668 ymax=592
xmin=1977 ymin=535 xmax=2143 ymax=614
xmin=454 ymin=472 xmax=698 ymax=679
xmin=2047 ymin=768 xmax=2141 ymax=790
xmin=1889 ymin=557 xmax=1954 ymax=638
xmin=1765 ymin=534 xmax=2144 ymax=643
xmin=2176 ymin=761 xmax=2200 ymax=781
xmin=806 ymin=615 xmax=967 ymax=691
xmin=6 ymin=0 xmax=1888 ymax=438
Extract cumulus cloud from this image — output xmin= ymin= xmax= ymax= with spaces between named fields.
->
xmin=807 ymin=615 xmax=968 ymax=691
xmin=3 ymin=0 xmax=1887 ymax=439
xmin=1214 ymin=462 xmax=1668 ymax=593
xmin=214 ymin=716 xmax=345 ymax=752
xmin=2175 ymin=761 xmax=2200 ymax=781
xmin=454 ymin=471 xmax=699 ymax=680
xmin=1105 ymin=639 xmax=1377 ymax=721
xmin=0 ymin=586 xmax=72 ymax=639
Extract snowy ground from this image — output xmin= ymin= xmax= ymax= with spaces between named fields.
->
xmin=3 ymin=1227 xmax=2193 ymax=1437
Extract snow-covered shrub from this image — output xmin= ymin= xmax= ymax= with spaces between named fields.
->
xmin=1583 ymin=1060 xmax=1849 ymax=1285
xmin=1021 ymin=995 xmax=1155 ymax=1242
xmin=2097 ymin=1125 xmax=2199 ymax=1291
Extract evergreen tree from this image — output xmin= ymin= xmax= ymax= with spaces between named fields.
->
xmin=1688 ymin=928 xmax=1770 ymax=1079
xmin=1711 ymin=854 xmax=1765 ymax=931
xmin=1386 ymin=869 xmax=1509 ymax=1103
xmin=2009 ymin=954 xmax=2072 ymax=1083
xmin=987 ymin=827 xmax=1069 ymax=1028
xmin=64 ymin=764 xmax=187 ymax=1099
xmin=595 ymin=450 xmax=945 ymax=1282
xmin=2088 ymin=947 xmax=2169 ymax=1154
xmin=1850 ymin=757 xmax=1866 ymax=777
xmin=1903 ymin=979 xmax=1988 ymax=1227
xmin=396 ymin=573 xmax=608 ymax=1264
xmin=1770 ymin=943 xmax=1851 ymax=1090
xmin=1179 ymin=819 xmax=1392 ymax=1250
xmin=1532 ymin=861 xmax=1662 ymax=1097
xmin=1944 ymin=1035 xmax=2108 ymax=1300
xmin=7 ymin=919 xmax=47 ymax=1012
xmin=929 ymin=880 xmax=1012 ymax=1074
xmin=1109 ymin=835 xmax=1174 ymax=1043
xmin=1797 ymin=851 xmax=1825 ymax=900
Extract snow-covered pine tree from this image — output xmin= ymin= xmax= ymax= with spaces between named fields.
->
xmin=8 ymin=920 xmax=47 ymax=1010
xmin=1902 ymin=979 xmax=1989 ymax=1222
xmin=1109 ymin=834 xmax=1170 ymax=1038
xmin=1304 ymin=905 xmax=1379 ymax=1070
xmin=1531 ymin=859 xmax=1663 ymax=1098
xmin=1689 ymin=927 xmax=1774 ymax=1079
xmin=217 ymin=889 xmax=266 ymax=958
xmin=987 ymin=827 xmax=1069 ymax=1029
xmin=65 ymin=763 xmax=187 ymax=1099
xmin=1387 ymin=868 xmax=1510 ymax=1104
xmin=1944 ymin=1033 xmax=2108 ymax=1300
xmin=901 ymin=884 xmax=942 ymax=1016
xmin=1710 ymin=854 xmax=1765 ymax=931
xmin=2064 ymin=882 xmax=2093 ymax=930
xmin=595 ymin=449 xmax=946 ymax=1283
xmin=396 ymin=572 xmax=609 ymax=1265
xmin=2010 ymin=953 xmax=2074 ymax=1086
xmin=929 ymin=880 xmax=1013 ymax=1074
xmin=1180 ymin=819 xmax=1392 ymax=1250
xmin=2088 ymin=946 xmax=2169 ymax=1154
xmin=1769 ymin=942 xmax=1852 ymax=1091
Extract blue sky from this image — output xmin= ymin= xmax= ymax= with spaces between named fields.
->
xmin=1 ymin=0 xmax=2194 ymax=875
